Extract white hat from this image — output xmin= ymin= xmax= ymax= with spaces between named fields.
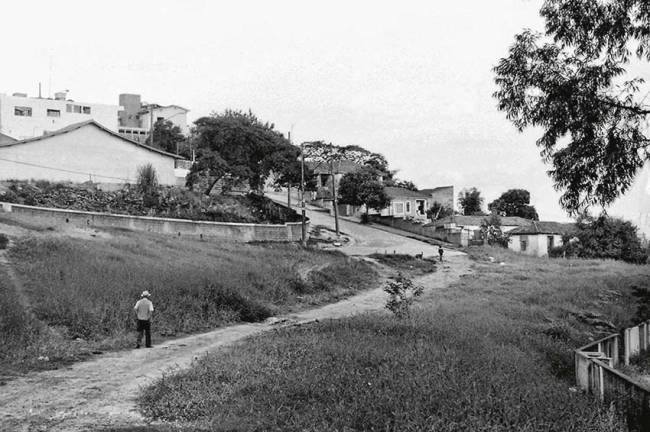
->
xmin=141 ymin=290 xmax=151 ymax=298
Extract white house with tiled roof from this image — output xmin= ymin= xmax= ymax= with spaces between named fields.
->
xmin=508 ymin=221 xmax=575 ymax=257
xmin=0 ymin=120 xmax=187 ymax=186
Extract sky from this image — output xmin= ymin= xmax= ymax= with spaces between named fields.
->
xmin=0 ymin=0 xmax=597 ymax=221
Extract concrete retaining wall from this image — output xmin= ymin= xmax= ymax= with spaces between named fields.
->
xmin=0 ymin=202 xmax=308 ymax=243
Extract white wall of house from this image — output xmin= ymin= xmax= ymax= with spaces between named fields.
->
xmin=378 ymin=198 xmax=428 ymax=221
xmin=0 ymin=124 xmax=179 ymax=185
xmin=508 ymin=234 xmax=563 ymax=257
xmin=140 ymin=106 xmax=189 ymax=135
xmin=0 ymin=93 xmax=119 ymax=139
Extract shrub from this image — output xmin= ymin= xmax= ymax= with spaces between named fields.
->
xmin=0 ymin=233 xmax=8 ymax=249
xmin=559 ymin=215 xmax=648 ymax=264
xmin=383 ymin=273 xmax=423 ymax=319
xmin=136 ymin=163 xmax=159 ymax=197
xmin=360 ymin=213 xmax=371 ymax=224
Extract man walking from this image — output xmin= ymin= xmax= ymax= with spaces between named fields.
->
xmin=438 ymin=246 xmax=444 ymax=262
xmin=134 ymin=290 xmax=154 ymax=348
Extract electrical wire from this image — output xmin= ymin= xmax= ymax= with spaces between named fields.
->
xmin=0 ymin=156 xmax=132 ymax=182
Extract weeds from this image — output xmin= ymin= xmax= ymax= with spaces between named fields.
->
xmin=369 ymin=252 xmax=436 ymax=275
xmin=383 ymin=273 xmax=423 ymax=319
xmin=0 ymin=229 xmax=378 ymax=374
xmin=138 ymin=245 xmax=645 ymax=430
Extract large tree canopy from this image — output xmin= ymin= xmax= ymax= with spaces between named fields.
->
xmin=494 ymin=0 xmax=650 ymax=215
xmin=488 ymin=189 xmax=539 ymax=220
xmin=303 ymin=141 xmax=393 ymax=180
xmin=458 ymin=187 xmax=484 ymax=216
xmin=338 ymin=167 xmax=390 ymax=214
xmin=146 ymin=120 xmax=186 ymax=156
xmin=188 ymin=110 xmax=298 ymax=194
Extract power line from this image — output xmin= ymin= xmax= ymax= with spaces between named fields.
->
xmin=0 ymin=156 xmax=132 ymax=182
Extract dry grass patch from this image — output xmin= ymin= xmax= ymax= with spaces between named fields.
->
xmin=138 ymin=246 xmax=647 ymax=431
xmin=0 ymin=227 xmax=378 ymax=374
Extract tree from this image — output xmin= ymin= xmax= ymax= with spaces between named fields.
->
xmin=560 ymin=215 xmax=648 ymax=264
xmin=458 ymin=187 xmax=484 ymax=215
xmin=480 ymin=214 xmax=509 ymax=247
xmin=266 ymin=145 xmax=314 ymax=207
xmin=303 ymin=141 xmax=393 ymax=181
xmin=488 ymin=189 xmax=539 ymax=220
xmin=426 ymin=201 xmax=454 ymax=220
xmin=338 ymin=167 xmax=391 ymax=217
xmin=146 ymin=120 xmax=186 ymax=155
xmin=188 ymin=110 xmax=294 ymax=194
xmin=494 ymin=0 xmax=650 ymax=215
xmin=386 ymin=179 xmax=418 ymax=191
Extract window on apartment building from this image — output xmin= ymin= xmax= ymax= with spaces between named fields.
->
xmin=405 ymin=202 xmax=411 ymax=213
xmin=66 ymin=104 xmax=86 ymax=114
xmin=47 ymin=109 xmax=61 ymax=117
xmin=14 ymin=106 xmax=32 ymax=116
xmin=394 ymin=202 xmax=404 ymax=214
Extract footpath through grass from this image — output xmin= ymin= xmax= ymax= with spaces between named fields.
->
xmin=0 ymin=222 xmax=377 ymax=375
xmin=138 ymin=246 xmax=649 ymax=431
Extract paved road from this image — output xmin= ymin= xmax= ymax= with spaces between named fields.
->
xmin=267 ymin=191 xmax=463 ymax=259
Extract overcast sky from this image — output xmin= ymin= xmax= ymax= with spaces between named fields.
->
xmin=0 ymin=0 xmax=589 ymax=220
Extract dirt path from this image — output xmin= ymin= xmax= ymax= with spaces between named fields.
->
xmin=0 ymin=213 xmax=471 ymax=431
xmin=0 ymin=255 xmax=471 ymax=432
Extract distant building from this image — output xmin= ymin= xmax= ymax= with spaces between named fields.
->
xmin=507 ymin=221 xmax=573 ymax=257
xmin=118 ymin=93 xmax=190 ymax=143
xmin=0 ymin=91 xmax=119 ymax=140
xmin=420 ymin=186 xmax=454 ymax=212
xmin=374 ymin=187 xmax=430 ymax=221
xmin=0 ymin=120 xmax=187 ymax=186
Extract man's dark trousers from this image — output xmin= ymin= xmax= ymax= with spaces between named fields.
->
xmin=137 ymin=319 xmax=152 ymax=348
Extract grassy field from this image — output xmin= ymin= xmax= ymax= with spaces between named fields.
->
xmin=0 ymin=214 xmax=378 ymax=375
xmin=138 ymin=246 xmax=649 ymax=431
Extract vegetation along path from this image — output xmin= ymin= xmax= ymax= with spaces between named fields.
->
xmin=0 ymin=221 xmax=471 ymax=432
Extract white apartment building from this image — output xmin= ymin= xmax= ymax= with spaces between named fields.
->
xmin=0 ymin=92 xmax=119 ymax=140
xmin=139 ymin=104 xmax=190 ymax=135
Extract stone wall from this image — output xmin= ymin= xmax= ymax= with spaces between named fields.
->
xmin=0 ymin=202 xmax=307 ymax=243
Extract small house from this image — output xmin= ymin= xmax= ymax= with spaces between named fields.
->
xmin=0 ymin=120 xmax=187 ymax=187
xmin=507 ymin=221 xmax=573 ymax=257
xmin=374 ymin=187 xmax=430 ymax=221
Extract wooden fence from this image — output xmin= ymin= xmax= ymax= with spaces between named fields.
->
xmin=575 ymin=323 xmax=650 ymax=430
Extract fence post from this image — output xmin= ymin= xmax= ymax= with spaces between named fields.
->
xmin=625 ymin=328 xmax=631 ymax=365
xmin=613 ymin=335 xmax=619 ymax=367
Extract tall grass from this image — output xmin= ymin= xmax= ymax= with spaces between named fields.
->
xmin=138 ymin=246 xmax=646 ymax=431
xmin=1 ymin=230 xmax=377 ymax=373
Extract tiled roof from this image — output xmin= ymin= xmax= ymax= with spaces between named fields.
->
xmin=0 ymin=120 xmax=184 ymax=159
xmin=509 ymin=221 xmax=575 ymax=235
xmin=384 ymin=186 xmax=431 ymax=199
xmin=432 ymin=215 xmax=533 ymax=227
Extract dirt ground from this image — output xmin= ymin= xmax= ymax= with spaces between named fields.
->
xmin=0 ymin=216 xmax=471 ymax=432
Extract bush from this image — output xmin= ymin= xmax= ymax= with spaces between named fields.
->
xmin=383 ymin=273 xmax=423 ymax=319
xmin=558 ymin=215 xmax=648 ymax=264
xmin=360 ymin=213 xmax=371 ymax=224
xmin=0 ymin=233 xmax=8 ymax=249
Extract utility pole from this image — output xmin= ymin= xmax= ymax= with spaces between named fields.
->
xmin=149 ymin=106 xmax=154 ymax=148
xmin=329 ymin=143 xmax=340 ymax=237
xmin=300 ymin=142 xmax=307 ymax=246
xmin=287 ymin=131 xmax=292 ymax=209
